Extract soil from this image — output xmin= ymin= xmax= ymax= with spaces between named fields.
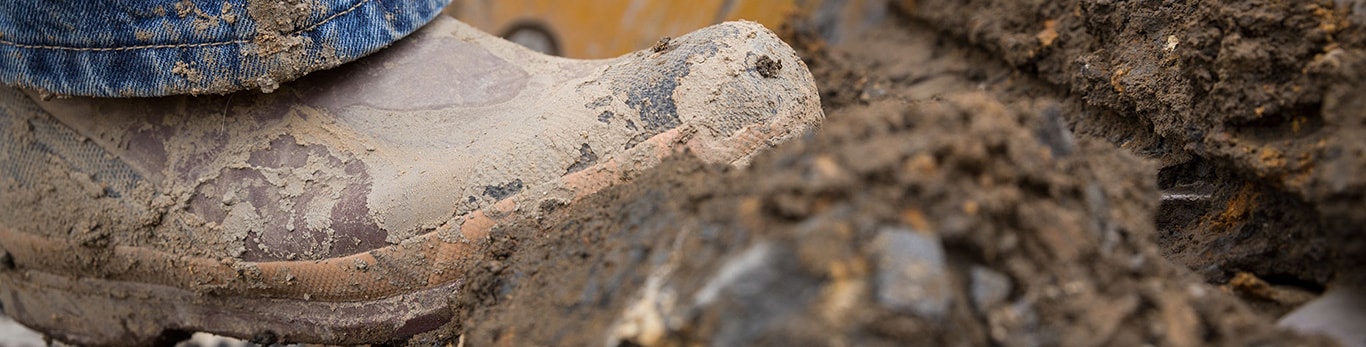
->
xmin=6 ymin=1 xmax=1362 ymax=345
xmin=404 ymin=1 xmax=1364 ymax=345
xmin=899 ymin=0 xmax=1366 ymax=289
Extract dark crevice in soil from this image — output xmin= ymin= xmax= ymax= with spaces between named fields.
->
xmin=1156 ymin=133 xmax=1336 ymax=306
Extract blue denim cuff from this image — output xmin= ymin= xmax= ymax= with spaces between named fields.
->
xmin=0 ymin=0 xmax=448 ymax=97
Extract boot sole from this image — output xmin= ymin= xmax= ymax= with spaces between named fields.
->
xmin=0 ymin=112 xmax=807 ymax=345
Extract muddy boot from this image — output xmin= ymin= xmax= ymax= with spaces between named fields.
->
xmin=0 ymin=16 xmax=822 ymax=345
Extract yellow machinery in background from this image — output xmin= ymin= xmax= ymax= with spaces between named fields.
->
xmin=446 ymin=0 xmax=885 ymax=59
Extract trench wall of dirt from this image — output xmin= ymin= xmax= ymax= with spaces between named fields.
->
xmin=899 ymin=0 xmax=1366 ymax=288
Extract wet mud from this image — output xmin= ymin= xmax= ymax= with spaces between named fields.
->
xmin=4 ymin=1 xmax=1361 ymax=345
xmin=410 ymin=2 xmax=1363 ymax=345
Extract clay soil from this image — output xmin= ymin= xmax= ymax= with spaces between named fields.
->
xmin=395 ymin=1 xmax=1364 ymax=346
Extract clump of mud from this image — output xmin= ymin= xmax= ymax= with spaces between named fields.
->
xmin=415 ymin=88 xmax=1325 ymax=345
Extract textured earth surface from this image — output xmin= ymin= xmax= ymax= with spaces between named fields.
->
xmin=902 ymin=0 xmax=1366 ymax=295
xmin=5 ymin=1 xmax=1362 ymax=346
xmin=398 ymin=1 xmax=1363 ymax=346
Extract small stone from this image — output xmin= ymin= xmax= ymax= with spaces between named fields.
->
xmin=756 ymin=55 xmax=782 ymax=78
xmin=1036 ymin=104 xmax=1075 ymax=158
xmin=652 ymin=36 xmax=671 ymax=52
xmin=970 ymin=266 xmax=1012 ymax=310
xmin=256 ymin=76 xmax=279 ymax=93
xmin=870 ymin=227 xmax=951 ymax=320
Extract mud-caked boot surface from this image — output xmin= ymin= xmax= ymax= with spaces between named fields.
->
xmin=0 ymin=16 xmax=822 ymax=345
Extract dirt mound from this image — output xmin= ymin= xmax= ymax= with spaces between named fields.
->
xmin=421 ymin=92 xmax=1324 ymax=346
xmin=396 ymin=2 xmax=1366 ymax=345
xmin=406 ymin=14 xmax=1331 ymax=341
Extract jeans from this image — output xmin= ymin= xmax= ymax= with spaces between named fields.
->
xmin=0 ymin=0 xmax=447 ymax=97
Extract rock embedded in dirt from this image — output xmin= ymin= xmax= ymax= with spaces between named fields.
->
xmin=870 ymin=227 xmax=952 ymax=321
xmin=970 ymin=266 xmax=1012 ymax=311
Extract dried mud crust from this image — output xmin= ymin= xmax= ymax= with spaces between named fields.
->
xmin=898 ymin=0 xmax=1366 ymax=288
xmin=410 ymin=18 xmax=1327 ymax=345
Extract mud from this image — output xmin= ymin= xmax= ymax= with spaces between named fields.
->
xmin=1 ymin=17 xmax=828 ymax=345
xmin=3 ymin=1 xmax=1363 ymax=345
xmin=898 ymin=0 xmax=1366 ymax=289
xmin=242 ymin=0 xmax=334 ymax=93
xmin=410 ymin=6 xmax=1352 ymax=346
xmin=428 ymin=90 xmax=1318 ymax=345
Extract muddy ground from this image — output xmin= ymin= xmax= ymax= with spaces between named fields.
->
xmin=377 ymin=1 xmax=1366 ymax=346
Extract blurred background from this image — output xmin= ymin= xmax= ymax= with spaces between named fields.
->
xmin=445 ymin=0 xmax=885 ymax=58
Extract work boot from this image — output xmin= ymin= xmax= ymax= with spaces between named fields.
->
xmin=0 ymin=16 xmax=822 ymax=345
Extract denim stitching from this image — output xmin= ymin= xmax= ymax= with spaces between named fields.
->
xmin=0 ymin=0 xmax=374 ymax=52
xmin=0 ymin=39 xmax=249 ymax=52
